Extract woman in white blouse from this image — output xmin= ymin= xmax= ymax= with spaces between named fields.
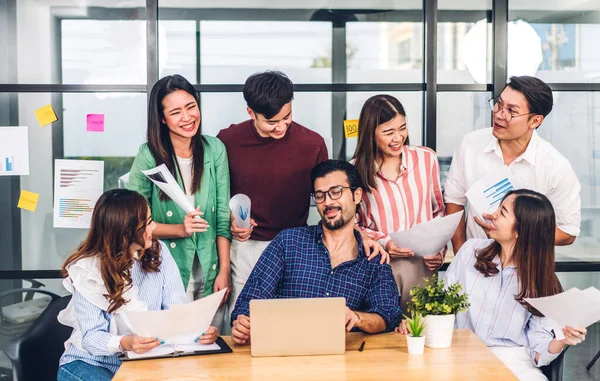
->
xmin=398 ymin=189 xmax=586 ymax=380
xmin=57 ymin=189 xmax=218 ymax=381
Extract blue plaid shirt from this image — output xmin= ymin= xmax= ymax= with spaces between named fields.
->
xmin=231 ymin=223 xmax=402 ymax=332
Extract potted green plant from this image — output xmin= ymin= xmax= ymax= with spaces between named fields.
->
xmin=404 ymin=311 xmax=426 ymax=355
xmin=407 ymin=274 xmax=470 ymax=349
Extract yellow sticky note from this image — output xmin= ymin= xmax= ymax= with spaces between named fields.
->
xmin=34 ymin=104 xmax=58 ymax=127
xmin=343 ymin=119 xmax=359 ymax=138
xmin=17 ymin=190 xmax=39 ymax=212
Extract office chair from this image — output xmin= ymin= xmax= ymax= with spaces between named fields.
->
xmin=541 ymin=346 xmax=568 ymax=381
xmin=0 ymin=280 xmax=60 ymax=338
xmin=2 ymin=295 xmax=72 ymax=381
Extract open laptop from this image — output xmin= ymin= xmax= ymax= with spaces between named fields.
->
xmin=249 ymin=297 xmax=346 ymax=357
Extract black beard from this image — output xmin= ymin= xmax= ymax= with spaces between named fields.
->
xmin=321 ymin=206 xmax=344 ymax=230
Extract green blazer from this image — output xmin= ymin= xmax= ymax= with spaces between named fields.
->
xmin=127 ymin=135 xmax=232 ymax=296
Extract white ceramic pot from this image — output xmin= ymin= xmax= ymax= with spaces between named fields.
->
xmin=406 ymin=335 xmax=425 ymax=355
xmin=423 ymin=314 xmax=455 ymax=348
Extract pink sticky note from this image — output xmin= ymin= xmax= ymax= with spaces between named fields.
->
xmin=86 ymin=114 xmax=105 ymax=132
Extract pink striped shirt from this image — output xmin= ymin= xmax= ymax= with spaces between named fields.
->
xmin=354 ymin=145 xmax=446 ymax=259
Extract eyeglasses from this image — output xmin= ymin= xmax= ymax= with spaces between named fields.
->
xmin=311 ymin=186 xmax=355 ymax=204
xmin=488 ymin=97 xmax=534 ymax=122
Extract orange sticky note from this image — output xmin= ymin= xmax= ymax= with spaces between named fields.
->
xmin=34 ymin=104 xmax=58 ymax=127
xmin=343 ymin=119 xmax=359 ymax=138
xmin=17 ymin=190 xmax=39 ymax=212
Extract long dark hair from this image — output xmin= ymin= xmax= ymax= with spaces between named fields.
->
xmin=474 ymin=189 xmax=562 ymax=316
xmin=147 ymin=74 xmax=206 ymax=201
xmin=62 ymin=189 xmax=162 ymax=314
xmin=352 ymin=94 xmax=410 ymax=191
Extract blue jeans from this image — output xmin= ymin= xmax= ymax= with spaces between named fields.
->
xmin=57 ymin=360 xmax=115 ymax=381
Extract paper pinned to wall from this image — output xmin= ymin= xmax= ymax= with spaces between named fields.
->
xmin=86 ymin=114 xmax=105 ymax=132
xmin=34 ymin=104 xmax=58 ymax=127
xmin=0 ymin=127 xmax=30 ymax=176
xmin=465 ymin=166 xmax=519 ymax=218
xmin=388 ymin=211 xmax=463 ymax=257
xmin=53 ymin=159 xmax=104 ymax=229
xmin=17 ymin=190 xmax=39 ymax=212
xmin=343 ymin=119 xmax=359 ymax=138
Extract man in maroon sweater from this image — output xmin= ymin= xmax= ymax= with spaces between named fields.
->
xmin=217 ymin=71 xmax=328 ymax=314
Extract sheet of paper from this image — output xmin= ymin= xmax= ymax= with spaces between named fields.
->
xmin=53 ymin=159 xmax=104 ymax=229
xmin=229 ymin=194 xmax=251 ymax=229
xmin=465 ymin=166 xmax=519 ymax=218
xmin=86 ymin=114 xmax=105 ymax=132
xmin=142 ymin=164 xmax=195 ymax=214
xmin=0 ymin=127 xmax=30 ymax=176
xmin=125 ymin=288 xmax=226 ymax=345
xmin=34 ymin=104 xmax=58 ymax=127
xmin=17 ymin=190 xmax=39 ymax=212
xmin=524 ymin=288 xmax=600 ymax=329
xmin=343 ymin=119 xmax=359 ymax=138
xmin=388 ymin=211 xmax=463 ymax=257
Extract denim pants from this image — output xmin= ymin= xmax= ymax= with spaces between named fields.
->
xmin=57 ymin=360 xmax=115 ymax=381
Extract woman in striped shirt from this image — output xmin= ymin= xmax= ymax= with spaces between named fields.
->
xmin=400 ymin=189 xmax=586 ymax=380
xmin=57 ymin=189 xmax=218 ymax=381
xmin=352 ymin=94 xmax=445 ymax=313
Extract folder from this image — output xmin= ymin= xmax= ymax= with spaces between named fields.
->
xmin=119 ymin=336 xmax=232 ymax=361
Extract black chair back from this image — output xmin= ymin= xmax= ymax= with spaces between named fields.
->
xmin=2 ymin=295 xmax=72 ymax=381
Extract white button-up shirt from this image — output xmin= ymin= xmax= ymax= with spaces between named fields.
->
xmin=444 ymin=128 xmax=581 ymax=239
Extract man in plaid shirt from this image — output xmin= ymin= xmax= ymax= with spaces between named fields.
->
xmin=231 ymin=160 xmax=401 ymax=345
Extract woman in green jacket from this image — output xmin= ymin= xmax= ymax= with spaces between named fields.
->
xmin=128 ymin=74 xmax=231 ymax=330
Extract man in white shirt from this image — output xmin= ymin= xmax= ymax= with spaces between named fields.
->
xmin=444 ymin=76 xmax=581 ymax=253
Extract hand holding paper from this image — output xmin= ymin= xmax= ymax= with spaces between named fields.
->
xmin=182 ymin=207 xmax=209 ymax=237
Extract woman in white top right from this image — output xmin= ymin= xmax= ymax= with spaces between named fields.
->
xmin=400 ymin=189 xmax=586 ymax=380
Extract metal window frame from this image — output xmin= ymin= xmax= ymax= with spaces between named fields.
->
xmin=1 ymin=1 xmax=600 ymax=280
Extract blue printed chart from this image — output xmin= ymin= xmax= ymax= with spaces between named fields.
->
xmin=466 ymin=166 xmax=519 ymax=217
xmin=53 ymin=159 xmax=104 ymax=228
xmin=0 ymin=127 xmax=30 ymax=176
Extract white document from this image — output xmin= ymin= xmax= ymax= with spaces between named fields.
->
xmin=53 ymin=159 xmax=104 ymax=229
xmin=0 ymin=127 xmax=30 ymax=176
xmin=465 ymin=166 xmax=519 ymax=218
xmin=125 ymin=288 xmax=226 ymax=347
xmin=126 ymin=342 xmax=221 ymax=360
xmin=142 ymin=164 xmax=195 ymax=214
xmin=524 ymin=287 xmax=600 ymax=330
xmin=388 ymin=211 xmax=463 ymax=257
xmin=229 ymin=194 xmax=251 ymax=229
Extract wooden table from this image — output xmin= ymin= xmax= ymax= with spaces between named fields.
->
xmin=114 ymin=329 xmax=517 ymax=380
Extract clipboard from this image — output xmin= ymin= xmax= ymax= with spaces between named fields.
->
xmin=119 ymin=336 xmax=232 ymax=361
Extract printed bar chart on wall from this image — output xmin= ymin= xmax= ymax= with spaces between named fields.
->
xmin=0 ymin=127 xmax=30 ymax=176
xmin=53 ymin=159 xmax=104 ymax=228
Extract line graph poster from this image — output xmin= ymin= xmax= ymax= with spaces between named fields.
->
xmin=53 ymin=159 xmax=104 ymax=228
xmin=0 ymin=127 xmax=30 ymax=176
